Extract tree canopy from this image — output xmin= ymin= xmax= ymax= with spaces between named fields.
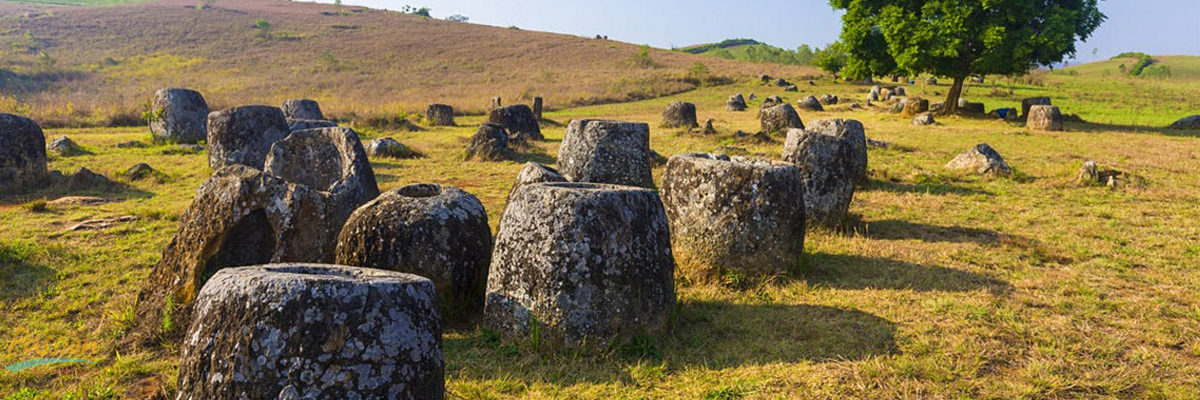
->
xmin=829 ymin=0 xmax=1105 ymax=112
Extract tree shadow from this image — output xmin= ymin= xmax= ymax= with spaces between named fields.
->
xmin=1070 ymin=121 xmax=1196 ymax=137
xmin=0 ymin=242 xmax=56 ymax=301
xmin=803 ymin=253 xmax=1012 ymax=295
xmin=855 ymin=219 xmax=1003 ymax=245
xmin=861 ymin=178 xmax=991 ymax=196
xmin=0 ymin=179 xmax=155 ymax=206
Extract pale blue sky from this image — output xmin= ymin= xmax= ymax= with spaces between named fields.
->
xmin=323 ymin=0 xmax=1200 ymax=61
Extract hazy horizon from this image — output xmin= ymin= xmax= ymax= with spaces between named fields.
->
xmin=317 ymin=0 xmax=1200 ymax=63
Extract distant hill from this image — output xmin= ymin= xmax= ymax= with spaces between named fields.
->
xmin=0 ymin=0 xmax=815 ymax=126
xmin=681 ymin=39 xmax=812 ymax=66
xmin=1061 ymin=55 xmax=1200 ymax=80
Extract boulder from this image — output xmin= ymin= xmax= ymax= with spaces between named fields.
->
xmin=365 ymin=137 xmax=417 ymax=159
xmin=207 ymin=105 xmax=290 ymax=170
xmin=505 ymin=162 xmax=567 ymax=203
xmin=889 ymin=100 xmax=906 ymax=114
xmin=957 ymin=99 xmax=985 ymax=114
xmin=264 ymin=127 xmax=380 ymax=228
xmin=48 ymin=136 xmax=84 ymax=156
xmin=946 ymin=143 xmax=1012 ymax=176
xmin=903 ymin=97 xmax=930 ymax=116
xmin=930 ymin=101 xmax=947 ymax=114
xmin=465 ymin=123 xmax=512 ymax=161
xmin=807 ymin=118 xmax=868 ymax=181
xmin=726 ymin=94 xmax=747 ymax=111
xmin=782 ymin=129 xmax=857 ymax=228
xmin=784 ymin=85 xmax=799 ymax=92
xmin=1027 ymin=105 xmax=1063 ymax=131
xmin=68 ymin=167 xmax=111 ymax=188
xmin=761 ymin=95 xmax=784 ymax=108
xmin=281 ymin=99 xmax=324 ymax=121
xmin=557 ymin=119 xmax=653 ymax=188
xmin=660 ymin=154 xmax=805 ymax=281
xmin=797 ymin=95 xmax=824 ymax=112
xmin=122 ymin=163 xmax=162 ymax=182
xmin=661 ymin=101 xmax=699 ymax=129
xmin=150 ymin=88 xmax=209 ymax=144
xmin=286 ymin=119 xmax=337 ymax=132
xmin=912 ymin=113 xmax=936 ymax=126
xmin=748 ymin=93 xmax=758 ymax=101
xmin=775 ymin=78 xmax=790 ymax=87
xmin=894 ymin=87 xmax=907 ymax=96
xmin=178 ymin=264 xmax=443 ymax=399
xmin=760 ymin=104 xmax=804 ymax=135
xmin=426 ymin=104 xmax=455 ymax=126
xmin=1077 ymin=161 xmax=1100 ymax=184
xmin=1021 ymin=97 xmax=1052 ymax=119
xmin=489 ymin=105 xmax=542 ymax=141
xmin=760 ymin=74 xmax=771 ymax=84
xmin=485 ymin=182 xmax=675 ymax=347
xmin=133 ymin=166 xmax=351 ymax=338
xmin=819 ymin=94 xmax=839 ymax=105
xmin=1168 ymin=115 xmax=1200 ymax=130
xmin=335 ymin=184 xmax=491 ymax=318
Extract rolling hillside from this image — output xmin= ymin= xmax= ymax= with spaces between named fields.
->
xmin=681 ymin=39 xmax=811 ymax=66
xmin=0 ymin=0 xmax=816 ymax=126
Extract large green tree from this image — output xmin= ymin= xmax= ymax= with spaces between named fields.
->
xmin=830 ymin=0 xmax=1105 ymax=113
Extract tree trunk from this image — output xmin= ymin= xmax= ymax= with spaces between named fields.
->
xmin=944 ymin=76 xmax=966 ymax=115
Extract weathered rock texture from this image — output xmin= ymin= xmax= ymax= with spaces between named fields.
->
xmin=505 ymin=162 xmax=567 ymax=203
xmin=178 ymin=264 xmax=444 ymax=399
xmin=660 ymin=154 xmax=805 ymax=281
xmin=913 ymin=113 xmax=936 ymax=126
xmin=557 ymin=119 xmax=653 ymax=188
xmin=365 ymin=137 xmax=416 ymax=159
xmin=287 ymin=119 xmax=337 ymax=132
xmin=726 ymin=94 xmax=747 ymax=111
xmin=335 ymin=184 xmax=491 ymax=319
xmin=1026 ymin=105 xmax=1063 ymax=131
xmin=797 ymin=95 xmax=824 ymax=112
xmin=782 ymin=129 xmax=857 ymax=228
xmin=263 ymin=127 xmax=380 ymax=227
xmin=819 ymin=94 xmax=839 ymax=105
xmin=207 ymin=106 xmax=290 ymax=170
xmin=426 ymin=104 xmax=455 ymax=127
xmin=466 ymin=123 xmax=512 ymax=161
xmin=0 ymin=113 xmax=46 ymax=192
xmin=485 ymin=182 xmax=675 ymax=347
xmin=903 ymin=97 xmax=930 ymax=116
xmin=1021 ymin=97 xmax=1052 ymax=119
xmin=281 ymin=99 xmax=324 ymax=121
xmin=760 ymin=104 xmax=804 ymax=135
xmin=133 ymin=166 xmax=359 ymax=338
xmin=808 ymin=118 xmax=868 ymax=181
xmin=761 ymin=95 xmax=784 ymax=108
xmin=946 ymin=143 xmax=1012 ymax=176
xmin=48 ymin=136 xmax=84 ymax=157
xmin=488 ymin=105 xmax=542 ymax=141
xmin=661 ymin=101 xmax=699 ymax=128
xmin=150 ymin=88 xmax=209 ymax=144
xmin=1168 ymin=115 xmax=1200 ymax=130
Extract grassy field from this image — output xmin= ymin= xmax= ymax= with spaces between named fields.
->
xmin=1 ymin=57 xmax=1199 ymax=399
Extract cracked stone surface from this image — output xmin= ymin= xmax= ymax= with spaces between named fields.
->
xmin=336 ymin=184 xmax=492 ymax=319
xmin=264 ymin=127 xmax=380 ymax=229
xmin=556 ymin=119 xmax=653 ymax=188
xmin=485 ymin=182 xmax=675 ymax=348
xmin=0 ymin=113 xmax=46 ymax=192
xmin=281 ymin=99 xmax=324 ymax=121
xmin=807 ymin=118 xmax=868 ymax=181
xmin=946 ymin=143 xmax=1012 ymax=176
xmin=760 ymin=104 xmax=804 ymax=135
xmin=207 ymin=105 xmax=290 ymax=170
xmin=151 ymin=88 xmax=209 ymax=144
xmin=782 ymin=129 xmax=857 ymax=228
xmin=178 ymin=264 xmax=444 ymax=400
xmin=506 ymin=162 xmax=567 ymax=204
xmin=661 ymin=153 xmax=805 ymax=281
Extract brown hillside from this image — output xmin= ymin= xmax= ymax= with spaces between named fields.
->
xmin=0 ymin=0 xmax=815 ymax=125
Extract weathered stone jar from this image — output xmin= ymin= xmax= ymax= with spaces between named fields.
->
xmin=263 ymin=126 xmax=380 ymax=227
xmin=488 ymin=104 xmax=542 ymax=141
xmin=207 ymin=105 xmax=290 ymax=170
xmin=760 ymin=103 xmax=804 ymax=135
xmin=178 ymin=264 xmax=444 ymax=400
xmin=281 ymin=99 xmax=324 ymax=121
xmin=782 ymin=129 xmax=857 ymax=228
xmin=0 ymin=113 xmax=46 ymax=192
xmin=661 ymin=101 xmax=699 ymax=128
xmin=485 ymin=182 xmax=676 ymax=348
xmin=807 ymin=118 xmax=868 ymax=181
xmin=151 ymin=88 xmax=209 ymax=144
xmin=557 ymin=119 xmax=654 ymax=188
xmin=335 ymin=184 xmax=492 ymax=319
xmin=660 ymin=154 xmax=805 ymax=282
xmin=1026 ymin=105 xmax=1063 ymax=131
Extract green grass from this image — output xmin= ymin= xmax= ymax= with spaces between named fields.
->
xmin=1 ymin=67 xmax=1199 ymax=398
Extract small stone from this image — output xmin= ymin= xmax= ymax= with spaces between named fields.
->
xmin=150 ymin=88 xmax=208 ymax=144
xmin=336 ymin=184 xmax=492 ymax=319
xmin=866 ymin=138 xmax=890 ymax=149
xmin=465 ymin=123 xmax=512 ymax=161
xmin=797 ymin=95 xmax=824 ymax=112
xmin=1027 ymin=105 xmax=1063 ymax=131
xmin=661 ymin=101 xmax=699 ymax=129
xmin=819 ymin=94 xmax=839 ymax=105
xmin=760 ymin=104 xmax=804 ymax=135
xmin=426 ymin=104 xmax=455 ymax=126
xmin=660 ymin=153 xmax=805 ymax=282
xmin=702 ymin=119 xmax=718 ymax=135
xmin=894 ymin=87 xmax=907 ymax=96
xmin=912 ymin=113 xmax=936 ymax=126
xmin=178 ymin=264 xmax=444 ymax=399
xmin=784 ymin=85 xmax=799 ymax=92
xmin=488 ymin=105 xmax=542 ymax=141
xmin=68 ymin=167 xmax=111 ymax=188
xmin=946 ymin=143 xmax=1012 ymax=176
xmin=557 ymin=119 xmax=653 ymax=188
xmin=281 ymin=99 xmax=324 ymax=120
xmin=365 ymin=137 xmax=417 ymax=158
xmin=122 ymin=163 xmax=162 ymax=182
xmin=48 ymin=136 xmax=85 ymax=156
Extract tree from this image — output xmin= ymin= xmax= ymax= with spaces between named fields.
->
xmin=795 ymin=44 xmax=815 ymax=65
xmin=829 ymin=0 xmax=1105 ymax=113
xmin=813 ymin=41 xmax=848 ymax=77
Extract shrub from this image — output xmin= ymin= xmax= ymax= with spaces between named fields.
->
xmin=630 ymin=45 xmax=655 ymax=69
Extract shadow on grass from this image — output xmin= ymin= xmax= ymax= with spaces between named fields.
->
xmin=0 ymin=242 xmax=56 ymax=301
xmin=1069 ymin=120 xmax=1198 ymax=137
xmin=804 ymin=252 xmax=1012 ymax=295
xmin=861 ymin=178 xmax=990 ymax=196
xmin=857 ymin=219 xmax=1003 ymax=245
xmin=0 ymin=179 xmax=155 ymax=206
xmin=443 ymin=302 xmax=897 ymax=386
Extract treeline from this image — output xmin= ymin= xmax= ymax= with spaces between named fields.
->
xmin=683 ymin=39 xmax=847 ymax=68
xmin=1113 ymin=52 xmax=1171 ymax=78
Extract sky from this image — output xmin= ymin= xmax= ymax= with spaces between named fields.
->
xmin=320 ymin=0 xmax=1200 ymax=62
